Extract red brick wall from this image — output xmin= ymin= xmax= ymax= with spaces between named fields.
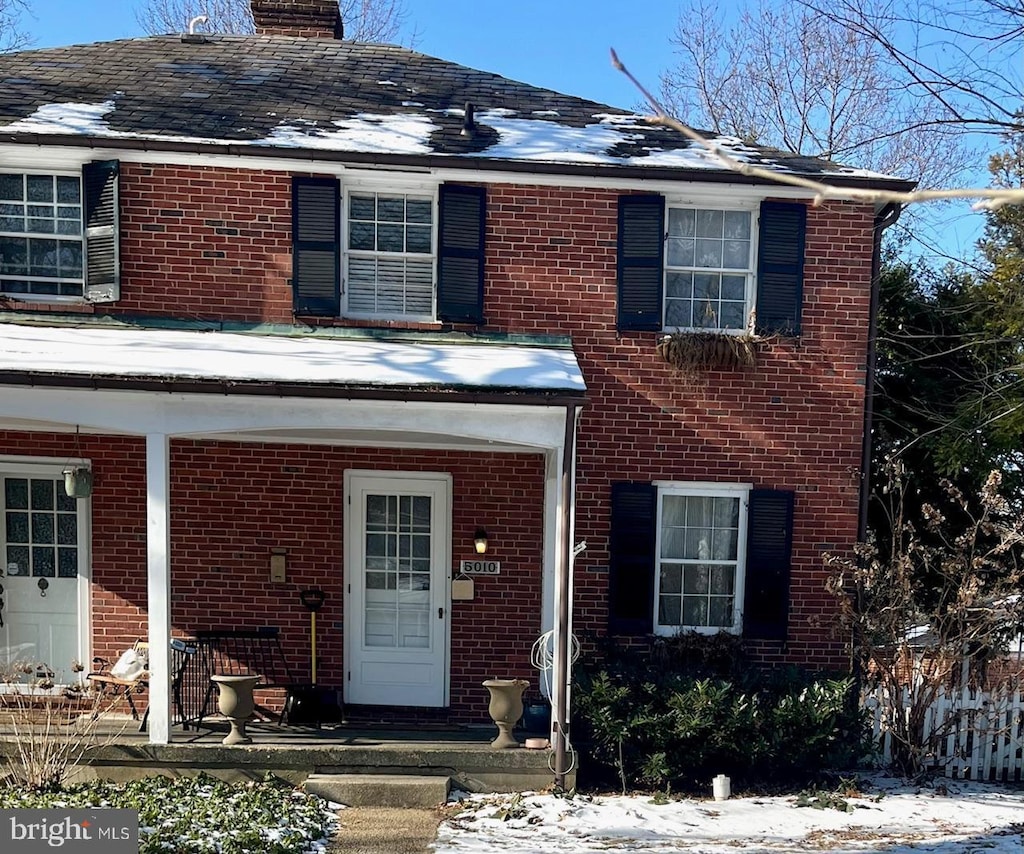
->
xmin=480 ymin=185 xmax=873 ymax=671
xmin=117 ymin=165 xmax=294 ymax=321
xmin=0 ymin=431 xmax=544 ymax=722
xmin=3 ymin=166 xmax=876 ymax=673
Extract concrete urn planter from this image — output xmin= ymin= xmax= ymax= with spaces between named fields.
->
xmin=211 ymin=674 xmax=261 ymax=745
xmin=482 ymin=678 xmax=528 ymax=749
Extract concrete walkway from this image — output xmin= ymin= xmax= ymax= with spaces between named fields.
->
xmin=329 ymin=806 xmax=441 ymax=854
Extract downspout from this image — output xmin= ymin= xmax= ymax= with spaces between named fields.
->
xmin=553 ymin=401 xmax=581 ymax=790
xmin=858 ymin=202 xmax=903 ymax=543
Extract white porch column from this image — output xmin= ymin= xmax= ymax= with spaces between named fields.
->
xmin=145 ymin=433 xmax=172 ymax=744
xmin=540 ymin=452 xmax=560 ymax=656
xmin=551 ymin=404 xmax=581 ymax=789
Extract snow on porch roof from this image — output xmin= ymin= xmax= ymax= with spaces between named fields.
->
xmin=0 ymin=323 xmax=586 ymax=396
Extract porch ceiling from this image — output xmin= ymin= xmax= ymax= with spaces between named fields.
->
xmin=189 ymin=427 xmax=529 ymax=451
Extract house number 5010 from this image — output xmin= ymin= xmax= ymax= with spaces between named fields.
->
xmin=460 ymin=560 xmax=501 ymax=575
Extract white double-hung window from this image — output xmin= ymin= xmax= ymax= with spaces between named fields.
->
xmin=654 ymin=483 xmax=750 ymax=634
xmin=345 ymin=188 xmax=436 ymax=320
xmin=0 ymin=173 xmax=84 ymax=299
xmin=664 ymin=205 xmax=755 ymax=332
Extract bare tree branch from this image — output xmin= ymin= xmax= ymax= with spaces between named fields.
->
xmin=0 ymin=0 xmax=30 ymax=53
xmin=616 ymin=49 xmax=1023 ymax=210
xmin=801 ymin=0 xmax=1023 ymax=134
xmin=658 ymin=0 xmax=976 ymax=192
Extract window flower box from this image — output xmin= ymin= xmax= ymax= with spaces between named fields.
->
xmin=656 ymin=331 xmax=759 ymax=372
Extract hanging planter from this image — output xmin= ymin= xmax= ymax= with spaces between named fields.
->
xmin=656 ymin=331 xmax=759 ymax=372
xmin=63 ymin=466 xmax=93 ymax=499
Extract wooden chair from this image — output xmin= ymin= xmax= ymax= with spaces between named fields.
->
xmin=88 ymin=640 xmax=149 ymax=729
xmin=89 ymin=639 xmax=199 ymax=732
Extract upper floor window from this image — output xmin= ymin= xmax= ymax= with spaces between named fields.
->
xmin=616 ymin=195 xmax=806 ymax=338
xmin=293 ymin=177 xmax=485 ymax=325
xmin=664 ymin=206 xmax=754 ymax=332
xmin=0 ymin=173 xmax=84 ymax=298
xmin=345 ymin=190 xmax=436 ymax=320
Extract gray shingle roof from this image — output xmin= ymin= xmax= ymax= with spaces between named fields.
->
xmin=0 ymin=35 xmax=912 ymax=187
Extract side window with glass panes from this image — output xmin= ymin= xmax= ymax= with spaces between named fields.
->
xmin=0 ymin=173 xmax=84 ymax=298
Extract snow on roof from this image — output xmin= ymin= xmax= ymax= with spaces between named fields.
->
xmin=2 ymin=99 xmax=790 ymax=172
xmin=0 ymin=37 xmax=913 ymax=186
xmin=3 ymin=100 xmax=117 ymax=135
xmin=464 ymin=108 xmax=639 ymax=165
xmin=0 ymin=323 xmax=586 ymax=394
xmin=1 ymin=100 xmax=240 ymax=147
xmin=263 ymin=113 xmax=436 ymax=154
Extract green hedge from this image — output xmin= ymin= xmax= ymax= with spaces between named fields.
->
xmin=572 ymin=638 xmax=869 ymax=793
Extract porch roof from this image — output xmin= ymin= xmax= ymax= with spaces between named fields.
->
xmin=0 ymin=322 xmax=586 ymax=399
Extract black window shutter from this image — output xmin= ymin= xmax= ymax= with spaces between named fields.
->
xmin=755 ymin=201 xmax=806 ymax=336
xmin=292 ymin=176 xmax=340 ymax=316
xmin=82 ymin=160 xmax=120 ymax=303
xmin=608 ymin=481 xmax=657 ymax=635
xmin=616 ymin=194 xmax=665 ymax=332
xmin=742 ymin=489 xmax=795 ymax=640
xmin=437 ymin=184 xmax=486 ymax=324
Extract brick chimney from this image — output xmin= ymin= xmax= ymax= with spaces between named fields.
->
xmin=251 ymin=0 xmax=344 ymax=39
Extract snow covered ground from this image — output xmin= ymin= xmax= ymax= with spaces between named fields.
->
xmin=434 ymin=776 xmax=1024 ymax=853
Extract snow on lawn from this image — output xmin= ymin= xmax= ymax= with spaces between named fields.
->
xmin=435 ymin=777 xmax=1024 ymax=853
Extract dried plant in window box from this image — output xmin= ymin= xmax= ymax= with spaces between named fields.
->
xmin=656 ymin=331 xmax=759 ymax=372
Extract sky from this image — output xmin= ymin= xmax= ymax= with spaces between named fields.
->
xmin=433 ymin=776 xmax=1024 ymax=854
xmin=21 ymin=0 xmax=678 ymax=111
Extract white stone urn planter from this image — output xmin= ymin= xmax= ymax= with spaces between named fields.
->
xmin=482 ymin=678 xmax=528 ymax=749
xmin=211 ymin=674 xmax=261 ymax=745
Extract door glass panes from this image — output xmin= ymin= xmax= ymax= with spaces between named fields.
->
xmin=3 ymin=477 xmax=78 ymax=578
xmin=363 ymin=493 xmax=431 ymax=649
xmin=658 ymin=493 xmax=739 ymax=629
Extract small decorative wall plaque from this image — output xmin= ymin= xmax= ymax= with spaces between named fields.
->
xmin=460 ymin=560 xmax=501 ymax=575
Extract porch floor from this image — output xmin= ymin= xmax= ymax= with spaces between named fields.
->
xmin=0 ymin=717 xmax=565 ymax=793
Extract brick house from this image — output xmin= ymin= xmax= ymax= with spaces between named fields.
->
xmin=0 ymin=0 xmax=910 ymax=762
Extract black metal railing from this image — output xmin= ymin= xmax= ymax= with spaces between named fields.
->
xmin=175 ymin=627 xmax=295 ymax=727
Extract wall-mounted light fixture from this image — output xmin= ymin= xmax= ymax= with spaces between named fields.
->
xmin=473 ymin=527 xmax=489 ymax=555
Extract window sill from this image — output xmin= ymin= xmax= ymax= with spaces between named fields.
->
xmin=653 ymin=626 xmax=741 ymax=637
xmin=1 ymin=295 xmax=93 ymax=313
xmin=298 ymin=316 xmax=450 ymax=333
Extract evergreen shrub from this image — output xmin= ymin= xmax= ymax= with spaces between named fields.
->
xmin=572 ymin=633 xmax=869 ymax=793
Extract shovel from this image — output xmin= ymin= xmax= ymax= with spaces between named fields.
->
xmin=284 ymin=588 xmax=343 ymax=726
xmin=300 ymin=587 xmax=326 ymax=684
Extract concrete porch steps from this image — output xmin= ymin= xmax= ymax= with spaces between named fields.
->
xmin=1 ymin=722 xmax=570 ymax=793
xmin=304 ymin=773 xmax=451 ymax=808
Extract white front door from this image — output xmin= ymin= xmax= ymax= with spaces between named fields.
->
xmin=1 ymin=467 xmax=88 ymax=683
xmin=345 ymin=471 xmax=450 ymax=707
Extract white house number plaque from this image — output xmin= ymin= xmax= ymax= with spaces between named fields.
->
xmin=460 ymin=560 xmax=501 ymax=575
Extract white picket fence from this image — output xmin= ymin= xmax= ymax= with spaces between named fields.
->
xmin=865 ymin=685 xmax=1024 ymax=781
